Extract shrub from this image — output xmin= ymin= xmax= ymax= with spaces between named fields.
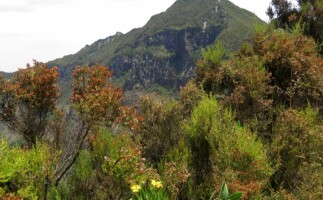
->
xmin=270 ymin=106 xmax=323 ymax=198
xmin=253 ymin=26 xmax=323 ymax=108
xmin=53 ymin=64 xmax=141 ymax=187
xmin=179 ymin=80 xmax=204 ymax=118
xmin=184 ymin=96 xmax=273 ymax=199
xmin=158 ymin=139 xmax=190 ymax=199
xmin=137 ymin=96 xmax=184 ymax=165
xmin=0 ymin=139 xmax=58 ymax=199
xmin=66 ymin=129 xmax=162 ymax=199
xmin=195 ymin=43 xmax=226 ymax=94
xmin=68 ymin=150 xmax=94 ymax=199
xmin=195 ymin=27 xmax=323 ymax=141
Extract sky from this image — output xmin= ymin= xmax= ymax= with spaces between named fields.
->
xmin=0 ymin=0 xmax=281 ymax=72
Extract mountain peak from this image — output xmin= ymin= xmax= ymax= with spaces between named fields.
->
xmin=50 ymin=0 xmax=263 ymax=102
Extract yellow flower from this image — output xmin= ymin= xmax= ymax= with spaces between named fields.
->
xmin=130 ymin=184 xmax=141 ymax=193
xmin=150 ymin=179 xmax=163 ymax=189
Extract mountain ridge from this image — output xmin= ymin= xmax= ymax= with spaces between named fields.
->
xmin=8 ymin=0 xmax=265 ymax=102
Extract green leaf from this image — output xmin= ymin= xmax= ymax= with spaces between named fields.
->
xmin=219 ymin=182 xmax=229 ymax=200
xmin=229 ymin=192 xmax=242 ymax=200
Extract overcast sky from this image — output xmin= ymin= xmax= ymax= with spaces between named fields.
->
xmin=0 ymin=0 xmax=279 ymax=72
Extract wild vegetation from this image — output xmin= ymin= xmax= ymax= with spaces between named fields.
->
xmin=0 ymin=0 xmax=322 ymax=199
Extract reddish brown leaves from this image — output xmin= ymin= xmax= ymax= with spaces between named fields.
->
xmin=15 ymin=62 xmax=59 ymax=106
xmin=71 ymin=64 xmax=141 ymax=131
xmin=254 ymin=30 xmax=323 ymax=107
xmin=0 ymin=61 xmax=60 ymax=146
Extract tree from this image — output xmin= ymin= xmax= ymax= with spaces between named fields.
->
xmin=0 ymin=61 xmax=59 ymax=146
xmin=53 ymin=64 xmax=141 ymax=186
xmin=267 ymin=0 xmax=323 ymax=52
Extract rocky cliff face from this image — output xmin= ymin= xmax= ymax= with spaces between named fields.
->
xmin=110 ymin=25 xmax=223 ymax=90
xmin=50 ymin=0 xmax=264 ymax=101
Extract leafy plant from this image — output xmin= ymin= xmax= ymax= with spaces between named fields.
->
xmin=210 ymin=182 xmax=242 ymax=200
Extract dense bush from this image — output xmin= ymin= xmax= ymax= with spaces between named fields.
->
xmin=253 ymin=25 xmax=323 ymax=108
xmin=158 ymin=139 xmax=190 ymax=199
xmin=184 ymin=96 xmax=273 ymax=199
xmin=65 ymin=129 xmax=162 ymax=199
xmin=179 ymin=80 xmax=204 ymax=118
xmin=270 ymin=106 xmax=322 ymax=198
xmin=0 ymin=64 xmax=143 ymax=199
xmin=196 ymin=25 xmax=322 ymax=142
xmin=136 ymin=96 xmax=184 ymax=165
xmin=0 ymin=139 xmax=58 ymax=199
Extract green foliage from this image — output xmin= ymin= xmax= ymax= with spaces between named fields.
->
xmin=267 ymin=0 xmax=323 ymax=52
xmin=101 ymin=133 xmax=154 ymax=183
xmin=0 ymin=139 xmax=57 ymax=199
xmin=200 ymin=43 xmax=225 ymax=67
xmin=137 ymin=96 xmax=184 ymax=165
xmin=270 ymin=106 xmax=323 ymax=198
xmin=158 ymin=139 xmax=190 ymax=199
xmin=196 ymin=24 xmax=322 ymax=142
xmin=179 ymin=81 xmax=204 ymax=118
xmin=66 ymin=129 xmax=162 ymax=199
xmin=68 ymin=150 xmax=94 ymax=199
xmin=185 ymin=96 xmax=273 ymax=199
xmin=126 ymin=45 xmax=175 ymax=60
xmin=254 ymin=27 xmax=322 ymax=107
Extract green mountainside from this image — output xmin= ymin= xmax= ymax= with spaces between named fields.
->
xmin=52 ymin=0 xmax=263 ymax=101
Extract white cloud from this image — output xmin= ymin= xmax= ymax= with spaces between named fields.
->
xmin=25 ymin=0 xmax=78 ymax=6
xmin=0 ymin=4 xmax=33 ymax=12
xmin=0 ymin=1 xmax=32 ymax=13
xmin=229 ymin=0 xmax=271 ymax=22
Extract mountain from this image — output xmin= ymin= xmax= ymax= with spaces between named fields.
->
xmin=0 ymin=71 xmax=14 ymax=79
xmin=50 ymin=0 xmax=264 ymax=101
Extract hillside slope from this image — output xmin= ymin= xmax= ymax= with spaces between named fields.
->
xmin=50 ymin=0 xmax=264 ymax=101
xmin=0 ymin=72 xmax=14 ymax=79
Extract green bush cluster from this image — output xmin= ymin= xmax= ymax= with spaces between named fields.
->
xmin=0 ymin=140 xmax=58 ymax=199
xmin=185 ymin=96 xmax=272 ymax=199
xmin=194 ymin=23 xmax=322 ymax=199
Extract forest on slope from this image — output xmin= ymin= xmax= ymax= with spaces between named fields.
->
xmin=0 ymin=0 xmax=322 ymax=199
